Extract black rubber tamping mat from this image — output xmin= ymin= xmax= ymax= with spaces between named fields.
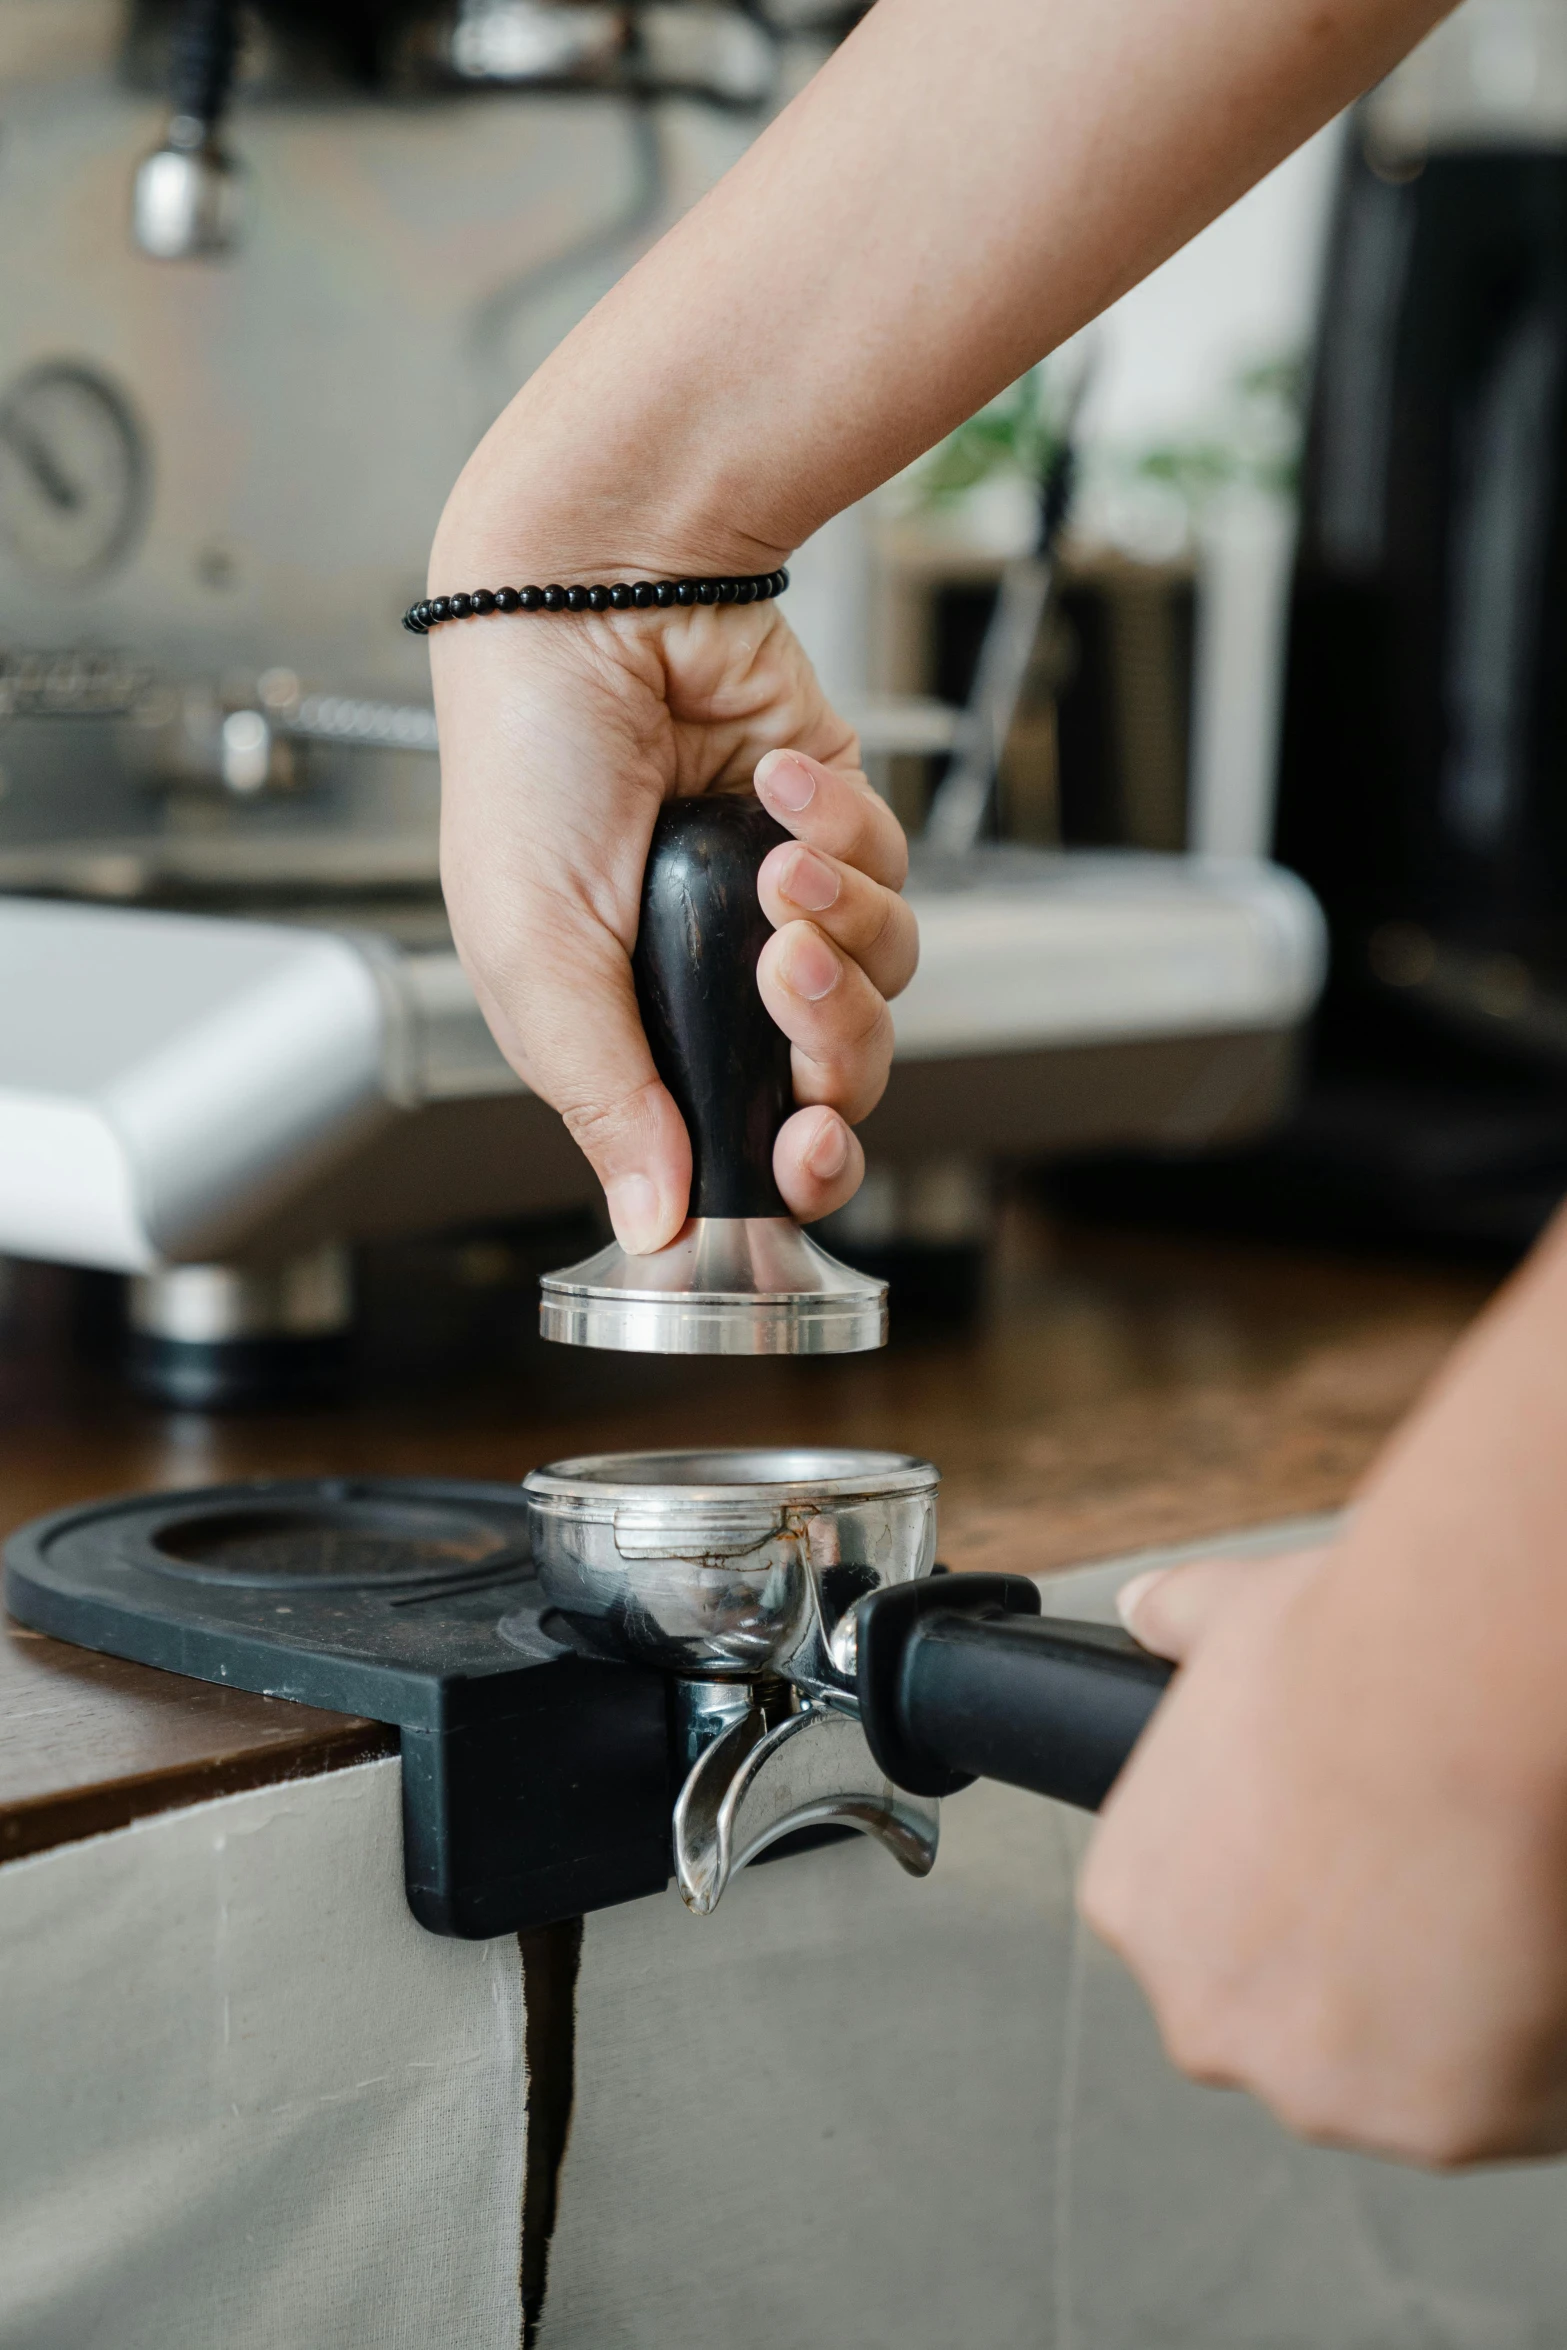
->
xmin=3 ymin=1477 xmax=672 ymax=1938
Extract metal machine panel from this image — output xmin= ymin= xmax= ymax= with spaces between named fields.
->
xmin=0 ymin=896 xmax=391 ymax=1266
xmin=0 ymin=850 xmax=1325 ymax=1270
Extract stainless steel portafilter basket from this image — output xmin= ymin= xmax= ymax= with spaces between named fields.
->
xmin=525 ymin=1445 xmax=938 ymax=1678
xmin=539 ymin=797 xmax=887 ymax=1356
xmin=524 ymin=1445 xmax=939 ymax=1910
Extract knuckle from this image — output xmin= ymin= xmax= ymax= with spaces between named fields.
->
xmin=1287 ymin=2087 xmax=1506 ymax=2171
xmin=559 ymin=1074 xmax=665 ymax=1162
xmin=838 ymin=1071 xmax=889 ymax=1123
xmin=781 ymin=951 xmax=888 ymax=1050
xmin=558 ymin=1097 xmax=626 ymax=1156
xmin=829 ymin=990 xmax=895 ymax=1062
xmin=865 ymin=793 xmax=910 ymax=887
xmin=1264 ymin=2068 xmax=1379 ymax=2153
xmin=1413 ymin=2118 xmax=1507 ymax=2171
xmin=830 ymin=775 xmax=905 ymax=882
xmin=1269 ymin=2091 xmax=1344 ymax=2150
xmin=862 ymin=887 xmax=901 ymax=964
xmin=1158 ymin=2006 xmax=1241 ymax=2090
xmin=869 ymin=893 xmax=919 ymax=987
xmin=791 ymin=1049 xmax=887 ymax=1124
xmin=854 ymin=1063 xmax=891 ymax=1119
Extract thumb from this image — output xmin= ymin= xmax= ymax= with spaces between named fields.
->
xmin=1116 ymin=1545 xmax=1330 ymax=1663
xmin=429 ymin=615 xmax=693 ymax=1251
xmin=1115 ymin=1556 xmax=1258 ymax=1663
xmin=461 ymin=901 xmax=692 ymax=1256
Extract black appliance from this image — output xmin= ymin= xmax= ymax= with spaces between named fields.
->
xmin=1059 ymin=58 xmax=1567 ymax=1260
xmin=1269 ymin=86 xmax=1567 ymax=1252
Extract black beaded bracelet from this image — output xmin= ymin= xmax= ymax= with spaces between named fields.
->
xmin=403 ymin=567 xmax=789 ymax=634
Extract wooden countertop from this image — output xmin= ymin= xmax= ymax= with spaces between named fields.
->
xmin=0 ymin=1204 xmax=1495 ymax=1864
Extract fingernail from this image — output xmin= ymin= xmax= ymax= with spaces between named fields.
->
xmin=779 ymin=847 xmax=839 ymax=913
xmin=782 ymin=930 xmax=840 ymax=1001
xmin=606 ymin=1173 xmax=662 ymax=1256
xmin=806 ymin=1112 xmax=849 ymax=1181
xmin=756 ymin=751 xmax=816 ymax=813
xmin=1115 ymin=1568 xmax=1167 ymax=1635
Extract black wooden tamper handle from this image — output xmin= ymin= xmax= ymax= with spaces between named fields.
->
xmin=633 ymin=795 xmax=793 ymax=1219
xmin=856 ymin=1572 xmax=1174 ymax=1808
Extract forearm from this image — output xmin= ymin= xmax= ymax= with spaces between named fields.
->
xmin=438 ymin=0 xmax=1452 ymax=579
xmin=1309 ymin=1209 xmax=1567 ymax=1794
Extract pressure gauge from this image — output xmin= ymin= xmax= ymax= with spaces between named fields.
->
xmin=0 ymin=363 xmax=149 ymax=587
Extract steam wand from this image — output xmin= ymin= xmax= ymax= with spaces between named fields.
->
xmin=132 ymin=0 xmax=245 ymax=261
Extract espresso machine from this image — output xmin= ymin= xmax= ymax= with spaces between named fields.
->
xmin=0 ymin=0 xmax=1327 ymax=1404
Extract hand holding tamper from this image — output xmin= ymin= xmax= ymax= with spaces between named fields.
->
xmin=540 ymin=794 xmax=887 ymax=1353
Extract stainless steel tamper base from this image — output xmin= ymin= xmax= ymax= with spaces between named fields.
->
xmin=538 ymin=1216 xmax=888 ymax=1354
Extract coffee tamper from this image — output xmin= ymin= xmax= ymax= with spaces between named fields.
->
xmin=540 ymin=795 xmax=887 ymax=1353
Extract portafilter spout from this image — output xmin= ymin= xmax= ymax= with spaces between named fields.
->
xmin=539 ymin=796 xmax=887 ymax=1354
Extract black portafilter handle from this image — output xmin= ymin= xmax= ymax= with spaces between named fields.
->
xmin=633 ymin=795 xmax=793 ymax=1220
xmin=857 ymin=1573 xmax=1174 ymax=1808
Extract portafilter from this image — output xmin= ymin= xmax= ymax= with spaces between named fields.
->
xmin=525 ymin=1444 xmax=1173 ymax=1914
xmin=4 ymin=1450 xmax=1174 ymax=1934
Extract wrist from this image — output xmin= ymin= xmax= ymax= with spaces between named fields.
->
xmin=431 ymin=388 xmax=792 ymax=594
